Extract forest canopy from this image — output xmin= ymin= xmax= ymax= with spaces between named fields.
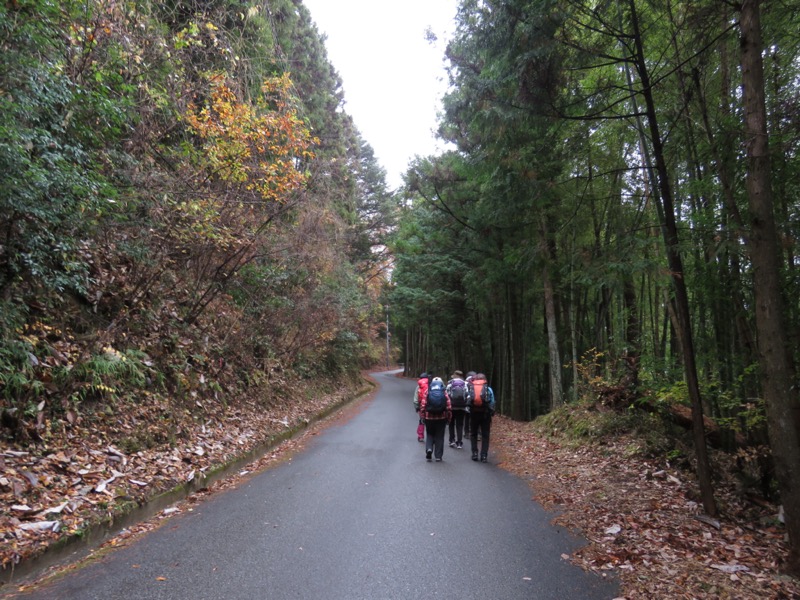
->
xmin=388 ymin=0 xmax=800 ymax=574
xmin=0 ymin=0 xmax=395 ymax=440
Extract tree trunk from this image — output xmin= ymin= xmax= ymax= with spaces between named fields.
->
xmin=541 ymin=219 xmax=563 ymax=407
xmin=622 ymin=274 xmax=640 ymax=390
xmin=740 ymin=0 xmax=800 ymax=575
xmin=628 ymin=0 xmax=717 ymax=517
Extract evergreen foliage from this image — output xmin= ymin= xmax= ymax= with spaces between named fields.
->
xmin=390 ymin=0 xmax=800 ymax=567
xmin=0 ymin=0 xmax=395 ymax=438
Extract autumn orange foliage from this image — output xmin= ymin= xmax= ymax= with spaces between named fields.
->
xmin=184 ymin=73 xmax=317 ymax=203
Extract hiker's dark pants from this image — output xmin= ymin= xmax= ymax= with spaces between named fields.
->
xmin=470 ymin=411 xmax=491 ymax=458
xmin=448 ymin=410 xmax=466 ymax=444
xmin=464 ymin=411 xmax=471 ymax=435
xmin=425 ymin=419 xmax=448 ymax=459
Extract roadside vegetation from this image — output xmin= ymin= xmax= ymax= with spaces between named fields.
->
xmin=391 ymin=0 xmax=800 ymax=579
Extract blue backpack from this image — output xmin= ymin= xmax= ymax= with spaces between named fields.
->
xmin=426 ymin=380 xmax=447 ymax=414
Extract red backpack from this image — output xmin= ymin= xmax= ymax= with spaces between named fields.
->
xmin=417 ymin=376 xmax=430 ymax=405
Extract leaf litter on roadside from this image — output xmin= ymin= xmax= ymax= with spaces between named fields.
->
xmin=0 ymin=376 xmax=370 ymax=576
xmin=492 ymin=416 xmax=799 ymax=599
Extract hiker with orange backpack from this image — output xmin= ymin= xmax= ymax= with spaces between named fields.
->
xmin=420 ymin=376 xmax=452 ymax=462
xmin=466 ymin=372 xmax=495 ymax=462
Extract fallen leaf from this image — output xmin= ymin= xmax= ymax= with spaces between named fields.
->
xmin=709 ymin=563 xmax=749 ymax=574
xmin=44 ymin=502 xmax=69 ymax=515
xmin=21 ymin=471 xmax=38 ymax=487
xmin=18 ymin=521 xmax=60 ymax=532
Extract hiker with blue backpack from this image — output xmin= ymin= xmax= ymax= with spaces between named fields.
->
xmin=466 ymin=373 xmax=495 ymax=463
xmin=446 ymin=371 xmax=468 ymax=449
xmin=419 ymin=376 xmax=452 ymax=461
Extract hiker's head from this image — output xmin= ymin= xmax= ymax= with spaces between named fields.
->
xmin=453 ymin=370 xmax=464 ymax=379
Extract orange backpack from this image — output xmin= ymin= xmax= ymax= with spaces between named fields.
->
xmin=470 ymin=377 xmax=487 ymax=411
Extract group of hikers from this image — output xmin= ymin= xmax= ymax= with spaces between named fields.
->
xmin=413 ymin=370 xmax=496 ymax=463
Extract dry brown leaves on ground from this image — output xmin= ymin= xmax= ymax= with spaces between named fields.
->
xmin=0 ymin=380 xmax=368 ymax=576
xmin=493 ymin=416 xmax=800 ymax=600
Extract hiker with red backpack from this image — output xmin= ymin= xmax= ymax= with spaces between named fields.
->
xmin=413 ymin=372 xmax=431 ymax=442
xmin=446 ymin=370 xmax=468 ymax=449
xmin=420 ymin=376 xmax=452 ymax=461
xmin=466 ymin=372 xmax=495 ymax=462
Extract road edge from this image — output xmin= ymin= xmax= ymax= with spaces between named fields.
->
xmin=1 ymin=377 xmax=377 ymax=591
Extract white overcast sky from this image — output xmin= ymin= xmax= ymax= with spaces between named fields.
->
xmin=301 ymin=0 xmax=459 ymax=189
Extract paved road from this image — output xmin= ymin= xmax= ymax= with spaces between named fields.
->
xmin=13 ymin=370 xmax=618 ymax=599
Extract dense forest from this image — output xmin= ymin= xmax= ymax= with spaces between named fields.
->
xmin=0 ymin=0 xmax=395 ymax=569
xmin=2 ymin=0 xmax=800 ymax=581
xmin=389 ymin=0 xmax=800 ymax=575
xmin=1 ymin=0 xmax=395 ymax=419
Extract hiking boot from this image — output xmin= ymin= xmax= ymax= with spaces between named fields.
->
xmin=480 ymin=455 xmax=488 ymax=463
xmin=449 ymin=441 xmax=456 ymax=447
xmin=418 ymin=437 xmax=424 ymax=443
xmin=435 ymin=457 xmax=442 ymax=462
xmin=426 ymin=450 xmax=432 ymax=461
xmin=456 ymin=442 xmax=463 ymax=449
xmin=471 ymin=452 xmax=479 ymax=461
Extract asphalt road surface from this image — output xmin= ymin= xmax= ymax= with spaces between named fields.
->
xmin=13 ymin=370 xmax=619 ymax=599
